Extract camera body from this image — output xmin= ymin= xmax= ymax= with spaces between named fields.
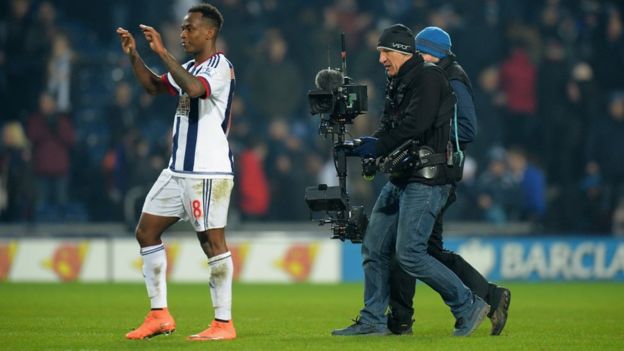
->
xmin=304 ymin=184 xmax=368 ymax=243
xmin=308 ymin=69 xmax=368 ymax=129
xmin=309 ymin=80 xmax=368 ymax=120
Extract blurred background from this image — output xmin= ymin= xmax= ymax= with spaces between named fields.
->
xmin=1 ymin=0 xmax=624 ymax=284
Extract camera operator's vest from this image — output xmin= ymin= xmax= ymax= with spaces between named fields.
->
xmin=438 ymin=55 xmax=477 ymax=181
xmin=439 ymin=55 xmax=476 ymax=145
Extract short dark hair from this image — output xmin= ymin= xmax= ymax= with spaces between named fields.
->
xmin=188 ymin=3 xmax=223 ymax=31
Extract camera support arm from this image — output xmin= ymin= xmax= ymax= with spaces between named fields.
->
xmin=333 ymin=125 xmax=349 ymax=193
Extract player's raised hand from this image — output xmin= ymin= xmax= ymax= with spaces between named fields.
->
xmin=139 ymin=24 xmax=166 ymax=55
xmin=116 ymin=27 xmax=136 ymax=55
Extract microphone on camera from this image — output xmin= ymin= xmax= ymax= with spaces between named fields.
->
xmin=315 ymin=68 xmax=344 ymax=92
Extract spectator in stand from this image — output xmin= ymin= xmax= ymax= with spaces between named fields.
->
xmin=558 ymin=63 xmax=604 ymax=231
xmin=264 ymin=118 xmax=309 ymax=220
xmin=237 ymin=138 xmax=270 ymax=221
xmin=3 ymin=0 xmax=50 ymax=119
xmin=591 ymin=5 xmax=624 ymax=92
xmin=567 ymin=62 xmax=603 ymax=158
xmin=453 ymin=0 xmax=506 ymax=79
xmin=106 ymin=81 xmax=138 ymax=147
xmin=268 ymin=152 xmax=302 ymax=220
xmin=538 ymin=37 xmax=572 ymax=186
xmin=36 ymin=1 xmax=61 ymax=41
xmin=506 ymin=146 xmax=546 ymax=225
xmin=499 ymin=39 xmax=538 ymax=157
xmin=128 ymin=136 xmax=164 ymax=190
xmin=46 ymin=32 xmax=74 ymax=114
xmin=136 ymin=90 xmax=172 ymax=145
xmin=26 ymin=92 xmax=75 ymax=220
xmin=539 ymin=51 xmax=591 ymax=230
xmin=245 ymin=29 xmax=304 ymax=125
xmin=585 ymin=92 xmax=624 ymax=232
xmin=326 ymin=0 xmax=371 ymax=50
xmin=0 ymin=121 xmax=34 ymax=222
xmin=471 ymin=65 xmax=505 ymax=166
xmin=123 ymin=136 xmax=165 ymax=226
xmin=351 ymin=28 xmax=386 ymax=110
xmin=476 ymin=147 xmax=522 ymax=224
xmin=579 ymin=160 xmax=605 ymax=232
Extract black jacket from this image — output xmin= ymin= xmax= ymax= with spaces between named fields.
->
xmin=373 ymin=54 xmax=456 ymax=185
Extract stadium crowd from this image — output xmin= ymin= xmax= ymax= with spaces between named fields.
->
xmin=1 ymin=0 xmax=623 ymax=234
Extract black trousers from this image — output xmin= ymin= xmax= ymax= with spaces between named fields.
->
xmin=389 ymin=186 xmax=499 ymax=323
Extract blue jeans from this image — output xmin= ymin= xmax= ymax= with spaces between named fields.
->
xmin=359 ymin=181 xmax=473 ymax=327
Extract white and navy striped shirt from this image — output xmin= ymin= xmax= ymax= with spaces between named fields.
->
xmin=160 ymin=52 xmax=235 ymax=178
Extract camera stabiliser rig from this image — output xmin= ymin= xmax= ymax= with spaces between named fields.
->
xmin=305 ymin=34 xmax=369 ymax=243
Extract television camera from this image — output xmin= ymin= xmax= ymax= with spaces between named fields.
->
xmin=304 ymin=34 xmax=369 ymax=243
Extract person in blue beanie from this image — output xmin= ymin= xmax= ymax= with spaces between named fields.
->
xmin=332 ymin=23 xmax=490 ymax=337
xmin=387 ymin=26 xmax=511 ymax=336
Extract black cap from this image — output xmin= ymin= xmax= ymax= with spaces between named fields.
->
xmin=377 ymin=24 xmax=414 ymax=54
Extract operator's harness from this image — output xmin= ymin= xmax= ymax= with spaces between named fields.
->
xmin=378 ymin=104 xmax=464 ymax=180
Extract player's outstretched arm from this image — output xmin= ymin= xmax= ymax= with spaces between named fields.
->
xmin=116 ymin=27 xmax=167 ymax=95
xmin=139 ymin=24 xmax=206 ymax=98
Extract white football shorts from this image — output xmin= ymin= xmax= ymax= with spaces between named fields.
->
xmin=142 ymin=169 xmax=234 ymax=231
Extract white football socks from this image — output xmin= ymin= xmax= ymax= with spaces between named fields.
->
xmin=140 ymin=244 xmax=167 ymax=309
xmin=208 ymin=251 xmax=233 ymax=321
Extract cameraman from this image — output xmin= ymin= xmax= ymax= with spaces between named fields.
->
xmin=387 ymin=27 xmax=511 ymax=336
xmin=332 ymin=24 xmax=489 ymax=337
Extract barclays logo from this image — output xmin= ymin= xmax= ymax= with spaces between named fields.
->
xmin=448 ymin=237 xmax=624 ymax=281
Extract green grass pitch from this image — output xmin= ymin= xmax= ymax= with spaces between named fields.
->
xmin=1 ymin=282 xmax=623 ymax=350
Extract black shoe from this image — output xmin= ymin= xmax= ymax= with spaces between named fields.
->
xmin=387 ymin=315 xmax=414 ymax=335
xmin=332 ymin=317 xmax=391 ymax=336
xmin=490 ymin=287 xmax=511 ymax=336
xmin=453 ymin=296 xmax=490 ymax=337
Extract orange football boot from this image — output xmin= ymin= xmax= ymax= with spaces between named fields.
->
xmin=187 ymin=320 xmax=237 ymax=341
xmin=126 ymin=308 xmax=176 ymax=339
